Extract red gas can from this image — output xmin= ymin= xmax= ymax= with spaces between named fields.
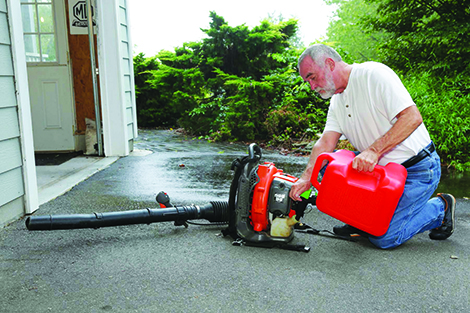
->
xmin=311 ymin=150 xmax=408 ymax=236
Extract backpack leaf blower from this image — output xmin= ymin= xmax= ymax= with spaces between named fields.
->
xmin=25 ymin=143 xmax=353 ymax=252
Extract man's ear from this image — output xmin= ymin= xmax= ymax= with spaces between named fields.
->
xmin=325 ymin=58 xmax=335 ymax=71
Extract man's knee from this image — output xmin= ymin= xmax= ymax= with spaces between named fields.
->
xmin=369 ymin=236 xmax=402 ymax=249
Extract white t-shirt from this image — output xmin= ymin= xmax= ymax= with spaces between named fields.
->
xmin=324 ymin=62 xmax=431 ymax=166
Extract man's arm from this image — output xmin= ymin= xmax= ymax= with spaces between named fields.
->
xmin=353 ymin=105 xmax=423 ymax=172
xmin=289 ymin=131 xmax=342 ymax=201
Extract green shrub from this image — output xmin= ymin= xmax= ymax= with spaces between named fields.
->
xmin=404 ymin=71 xmax=470 ymax=171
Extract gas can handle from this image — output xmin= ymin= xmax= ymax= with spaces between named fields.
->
xmin=373 ymin=166 xmax=390 ymax=187
xmin=349 ymin=164 xmax=389 ymax=186
xmin=373 ymin=165 xmax=386 ymax=177
xmin=310 ymin=152 xmax=334 ymax=190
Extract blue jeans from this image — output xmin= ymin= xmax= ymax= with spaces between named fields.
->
xmin=369 ymin=149 xmax=445 ymax=249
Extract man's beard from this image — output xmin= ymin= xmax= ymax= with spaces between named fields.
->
xmin=315 ymin=70 xmax=336 ymax=99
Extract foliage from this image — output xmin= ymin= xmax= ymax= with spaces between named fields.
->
xmin=325 ymin=0 xmax=388 ymax=62
xmin=133 ymin=4 xmax=470 ymax=170
xmin=133 ymin=12 xmax=328 ymax=143
xmin=403 ymin=72 xmax=470 ymax=170
xmin=365 ymin=0 xmax=470 ymax=79
xmin=323 ymin=0 xmax=470 ymax=170
xmin=133 ymin=53 xmax=160 ymax=126
xmin=133 ymin=46 xmax=207 ymax=128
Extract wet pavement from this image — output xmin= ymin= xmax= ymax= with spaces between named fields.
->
xmin=1 ymin=129 xmax=469 ymax=313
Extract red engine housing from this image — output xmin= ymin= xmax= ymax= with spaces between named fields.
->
xmin=250 ymin=162 xmax=298 ymax=232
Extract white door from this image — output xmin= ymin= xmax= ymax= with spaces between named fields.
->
xmin=22 ymin=0 xmax=75 ymax=151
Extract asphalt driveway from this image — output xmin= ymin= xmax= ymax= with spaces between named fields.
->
xmin=1 ymin=130 xmax=469 ymax=313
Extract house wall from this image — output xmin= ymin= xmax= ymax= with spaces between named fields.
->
xmin=98 ymin=0 xmax=137 ymax=156
xmin=0 ymin=0 xmax=25 ymax=225
xmin=118 ymin=0 xmax=137 ymax=151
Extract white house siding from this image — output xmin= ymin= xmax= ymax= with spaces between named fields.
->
xmin=98 ymin=0 xmax=137 ymax=156
xmin=118 ymin=0 xmax=137 ymax=151
xmin=0 ymin=0 xmax=25 ymax=225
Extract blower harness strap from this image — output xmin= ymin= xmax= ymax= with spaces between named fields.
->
xmin=294 ymin=223 xmax=358 ymax=242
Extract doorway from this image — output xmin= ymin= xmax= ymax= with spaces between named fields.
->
xmin=21 ymin=0 xmax=75 ymax=152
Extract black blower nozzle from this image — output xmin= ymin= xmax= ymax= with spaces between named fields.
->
xmin=25 ymin=201 xmax=229 ymax=231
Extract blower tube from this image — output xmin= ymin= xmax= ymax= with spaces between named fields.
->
xmin=25 ymin=201 xmax=229 ymax=231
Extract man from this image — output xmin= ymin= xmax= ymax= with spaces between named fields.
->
xmin=289 ymin=44 xmax=455 ymax=249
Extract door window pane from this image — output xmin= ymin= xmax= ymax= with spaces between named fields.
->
xmin=24 ymin=34 xmax=40 ymax=62
xmin=41 ymin=34 xmax=57 ymax=62
xmin=38 ymin=4 xmax=54 ymax=33
xmin=21 ymin=4 xmax=37 ymax=33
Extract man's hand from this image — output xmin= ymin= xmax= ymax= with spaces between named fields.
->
xmin=352 ymin=149 xmax=380 ymax=172
xmin=289 ymin=178 xmax=312 ymax=201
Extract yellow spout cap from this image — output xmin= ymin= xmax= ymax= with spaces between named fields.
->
xmin=270 ymin=216 xmax=298 ymax=237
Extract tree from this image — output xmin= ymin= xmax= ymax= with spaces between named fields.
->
xmin=133 ymin=53 xmax=161 ymax=127
xmin=184 ymin=12 xmax=310 ymax=141
xmin=325 ymin=0 xmax=388 ymax=63
xmin=133 ymin=12 xmax=330 ymax=145
xmin=322 ymin=0 xmax=470 ymax=170
xmin=366 ymin=0 xmax=470 ymax=78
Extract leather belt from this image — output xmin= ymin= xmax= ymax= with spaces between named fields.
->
xmin=401 ymin=142 xmax=435 ymax=168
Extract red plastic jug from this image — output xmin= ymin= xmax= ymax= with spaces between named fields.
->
xmin=311 ymin=150 xmax=408 ymax=236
